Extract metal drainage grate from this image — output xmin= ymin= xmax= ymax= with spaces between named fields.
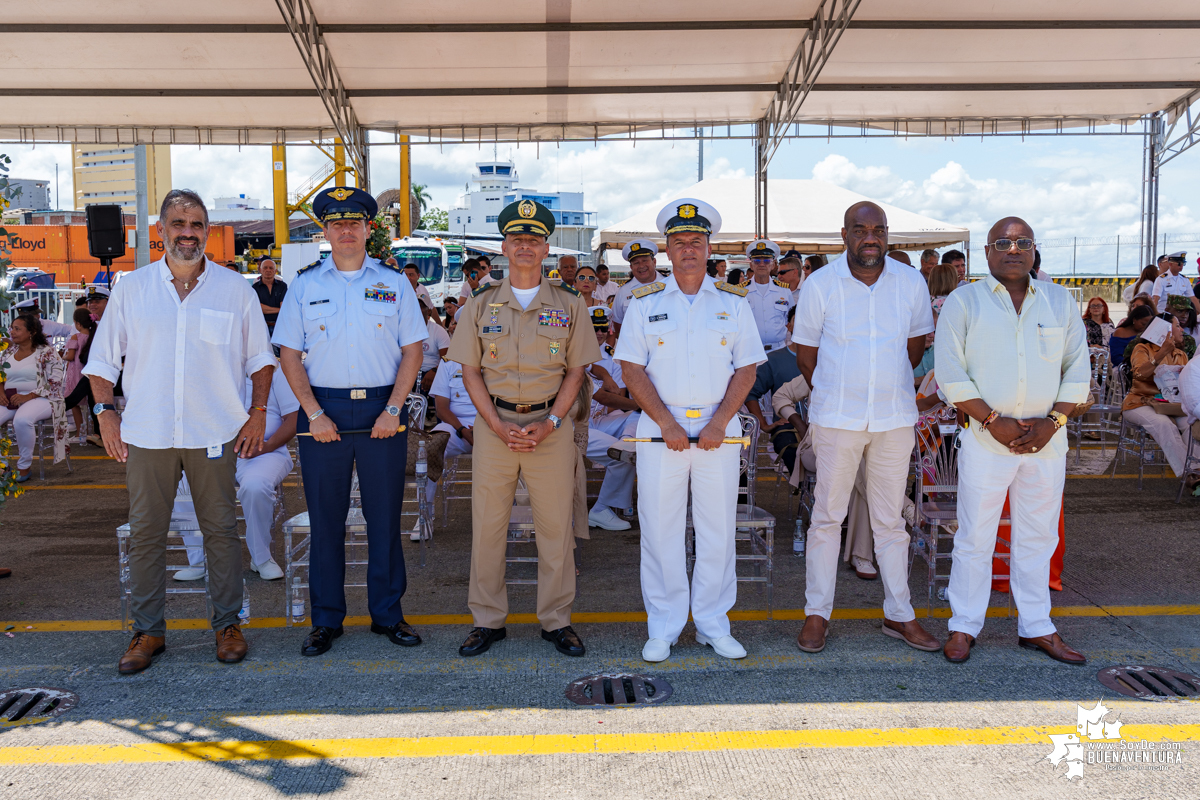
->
xmin=0 ymin=687 xmax=79 ymax=722
xmin=565 ymin=673 xmax=672 ymax=707
xmin=1097 ymin=665 xmax=1200 ymax=701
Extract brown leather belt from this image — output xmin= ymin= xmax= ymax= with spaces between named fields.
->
xmin=493 ymin=396 xmax=556 ymax=414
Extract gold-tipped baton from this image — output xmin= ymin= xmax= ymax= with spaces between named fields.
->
xmin=297 ymin=425 xmax=407 ymax=437
xmin=622 ymin=436 xmax=750 ymax=446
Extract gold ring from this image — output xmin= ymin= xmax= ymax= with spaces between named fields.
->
xmin=1032 ymin=446 xmax=1038 ymax=452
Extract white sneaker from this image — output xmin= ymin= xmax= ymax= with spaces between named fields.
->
xmin=696 ymin=633 xmax=747 ymax=659
xmin=252 ymin=559 xmax=284 ymax=580
xmin=642 ymin=638 xmax=674 ymax=662
xmin=587 ymin=505 xmax=631 ymax=531
xmin=409 ymin=528 xmax=432 ymax=542
xmin=851 ymin=556 xmax=878 ymax=580
xmin=172 ymin=566 xmax=206 ymax=581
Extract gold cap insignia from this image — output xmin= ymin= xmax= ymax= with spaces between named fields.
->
xmin=630 ymin=243 xmax=641 ymax=252
xmin=518 ymin=200 xmax=537 ymax=218
xmin=755 ymin=243 xmax=767 ymax=252
xmin=328 ymin=187 xmax=353 ymax=201
xmin=678 ymin=203 xmax=697 ymax=219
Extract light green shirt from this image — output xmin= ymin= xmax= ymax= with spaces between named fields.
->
xmin=934 ymin=275 xmax=1090 ymax=458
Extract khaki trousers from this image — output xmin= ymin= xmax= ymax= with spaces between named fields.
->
xmin=126 ymin=440 xmax=240 ymax=636
xmin=798 ymin=441 xmax=874 ymax=563
xmin=468 ymin=408 xmax=577 ymax=630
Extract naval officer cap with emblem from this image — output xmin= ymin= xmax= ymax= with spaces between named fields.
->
xmin=312 ymin=185 xmax=378 ymax=224
xmin=745 ymin=239 xmax=781 ymax=261
xmin=622 ymin=239 xmax=659 ymax=264
xmin=655 ymin=198 xmax=722 ymax=239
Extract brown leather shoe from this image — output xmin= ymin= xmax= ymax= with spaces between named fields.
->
xmin=215 ymin=624 xmax=248 ymax=663
xmin=0 ymin=567 xmax=11 ymax=579
xmin=797 ymin=615 xmax=828 ymax=653
xmin=943 ymin=631 xmax=975 ymax=663
xmin=118 ymin=632 xmax=166 ymax=675
xmin=882 ymin=618 xmax=941 ymax=652
xmin=1018 ymin=632 xmax=1086 ymax=665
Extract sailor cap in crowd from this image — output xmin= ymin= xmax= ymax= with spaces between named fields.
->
xmin=85 ymin=286 xmax=111 ymax=300
xmin=589 ymin=306 xmax=611 ymax=330
xmin=498 ymin=199 xmax=556 ymax=237
xmin=312 ymin=186 xmax=378 ymax=223
xmin=13 ymin=298 xmax=39 ymax=309
xmin=745 ymin=239 xmax=781 ymax=260
xmin=1168 ymin=251 xmax=1188 ymax=261
xmin=622 ymin=239 xmax=659 ymax=262
xmin=655 ymin=198 xmax=721 ymax=238
xmin=780 ymin=249 xmax=804 ymax=263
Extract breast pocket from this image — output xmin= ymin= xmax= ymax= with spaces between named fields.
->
xmin=1038 ymin=326 xmax=1064 ymax=361
xmin=536 ymin=324 xmax=568 ymax=364
xmin=199 ymin=308 xmax=234 ymax=346
xmin=304 ymin=301 xmax=337 ymax=344
xmin=364 ymin=301 xmax=398 ymax=339
xmin=645 ymin=319 xmax=679 ymax=358
xmin=707 ymin=320 xmax=738 ymax=354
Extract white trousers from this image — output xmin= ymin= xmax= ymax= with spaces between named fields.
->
xmin=1123 ymin=406 xmax=1189 ymax=477
xmin=586 ymin=411 xmax=639 ymax=511
xmin=177 ymin=449 xmax=293 ymax=566
xmin=0 ymin=397 xmax=52 ymax=470
xmin=806 ymin=425 xmax=915 ymax=621
xmin=948 ymin=431 xmax=1064 ymax=639
xmin=427 ymin=425 xmax=474 ymax=503
xmin=636 ymin=410 xmax=741 ymax=642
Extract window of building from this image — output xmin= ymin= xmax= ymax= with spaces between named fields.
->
xmin=486 ymin=215 xmax=498 ymax=223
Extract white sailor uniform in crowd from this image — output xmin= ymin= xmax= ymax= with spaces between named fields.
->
xmin=426 ymin=358 xmax=479 ymax=504
xmin=585 ymin=345 xmax=640 ymax=520
xmin=744 ymin=279 xmax=794 ymax=351
xmin=13 ymin=300 xmax=74 ymax=339
xmin=613 ymin=275 xmax=765 ymax=647
xmin=611 ymin=239 xmax=662 ymax=327
xmin=175 ymin=367 xmax=300 ymax=576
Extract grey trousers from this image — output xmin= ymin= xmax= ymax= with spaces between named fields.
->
xmin=126 ymin=440 xmax=240 ymax=636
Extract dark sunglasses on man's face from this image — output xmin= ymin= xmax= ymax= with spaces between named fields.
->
xmin=777 ymin=267 xmax=797 ymax=275
xmin=988 ymin=238 xmax=1035 ymax=251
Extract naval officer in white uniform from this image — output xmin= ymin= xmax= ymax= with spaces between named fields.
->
xmin=742 ymin=239 xmax=794 ymax=352
xmin=615 ymin=198 xmax=766 ymax=663
xmin=610 ymin=239 xmax=661 ymax=334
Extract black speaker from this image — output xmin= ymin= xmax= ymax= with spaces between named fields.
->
xmin=85 ymin=204 xmax=125 ymax=262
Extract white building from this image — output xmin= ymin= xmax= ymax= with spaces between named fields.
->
xmin=8 ymin=179 xmax=52 ymax=211
xmin=449 ymin=160 xmax=596 ymax=263
xmin=213 ymin=194 xmax=261 ymax=210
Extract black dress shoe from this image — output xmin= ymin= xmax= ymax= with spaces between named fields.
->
xmin=542 ymin=626 xmax=585 ymax=657
xmin=371 ymin=620 xmax=422 ymax=647
xmin=458 ymin=626 xmax=505 ymax=657
xmin=301 ymin=626 xmax=343 ymax=657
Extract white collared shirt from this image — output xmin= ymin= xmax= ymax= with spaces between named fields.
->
xmin=791 ymin=254 xmax=935 ymax=432
xmin=611 ymin=276 xmax=660 ymax=324
xmin=744 ymin=278 xmax=795 ymax=347
xmin=429 ymin=359 xmax=477 ymax=422
xmin=82 ymin=258 xmax=276 ymax=450
xmin=1152 ymin=272 xmax=1194 ymax=312
xmin=593 ymin=280 xmax=619 ymax=305
xmin=613 ymin=275 xmax=765 ymax=407
xmin=935 ymin=274 xmax=1090 ymax=458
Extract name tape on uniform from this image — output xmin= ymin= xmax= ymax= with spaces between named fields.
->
xmin=649 ymin=313 xmax=668 ymax=322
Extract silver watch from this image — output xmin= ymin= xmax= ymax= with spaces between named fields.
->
xmin=385 ymin=404 xmax=402 ymax=417
xmin=547 ymin=414 xmax=562 ymax=430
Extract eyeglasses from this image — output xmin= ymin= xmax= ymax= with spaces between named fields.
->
xmin=749 ymin=257 xmax=776 ymax=265
xmin=777 ymin=267 xmax=797 ymax=275
xmin=987 ymin=238 xmax=1036 ymax=251
xmin=576 ymin=275 xmax=597 ymax=282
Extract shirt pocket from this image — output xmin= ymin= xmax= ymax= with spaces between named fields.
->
xmin=199 ymin=308 xmax=234 ymax=346
xmin=304 ymin=301 xmax=336 ymax=343
xmin=1037 ymin=326 xmax=1064 ymax=362
xmin=707 ymin=319 xmax=738 ymax=354
xmin=536 ymin=324 xmax=568 ymax=364
xmin=364 ymin=300 xmax=398 ymax=339
xmin=644 ymin=318 xmax=679 ymax=358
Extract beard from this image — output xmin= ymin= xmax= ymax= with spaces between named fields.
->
xmin=166 ymin=236 xmax=204 ymax=266
xmin=854 ymin=249 xmax=883 ymax=268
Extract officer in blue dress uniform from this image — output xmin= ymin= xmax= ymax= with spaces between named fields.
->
xmin=272 ymin=186 xmax=428 ymax=657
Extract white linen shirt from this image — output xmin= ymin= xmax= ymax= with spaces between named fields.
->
xmin=593 ymin=280 xmax=619 ymax=305
xmin=744 ymin=279 xmax=795 ymax=348
xmin=82 ymin=257 xmax=276 ymax=450
xmin=271 ymin=255 xmax=427 ymax=388
xmin=935 ymin=274 xmax=1090 ymax=458
xmin=613 ymin=275 xmax=765 ymax=407
xmin=611 ymin=276 xmax=660 ymax=325
xmin=791 ymin=254 xmax=934 ymax=432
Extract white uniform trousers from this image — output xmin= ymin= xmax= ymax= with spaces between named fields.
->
xmin=1123 ymin=406 xmax=1189 ymax=477
xmin=636 ymin=408 xmax=741 ymax=642
xmin=427 ymin=424 xmax=474 ymax=504
xmin=585 ymin=411 xmax=640 ymax=511
xmin=806 ymin=425 xmax=915 ymax=621
xmin=178 ymin=450 xmax=293 ymax=567
xmin=948 ymin=431 xmax=1064 ymax=639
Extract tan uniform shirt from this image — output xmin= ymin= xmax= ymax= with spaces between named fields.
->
xmin=447 ymin=277 xmax=601 ymax=404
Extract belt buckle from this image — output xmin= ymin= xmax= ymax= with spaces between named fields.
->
xmin=685 ymin=408 xmax=702 ymax=419
xmin=515 ymin=403 xmax=532 ymax=414
xmin=350 ymin=389 xmax=366 ymax=400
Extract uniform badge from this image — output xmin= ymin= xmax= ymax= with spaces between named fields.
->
xmin=657 ymin=337 xmax=664 ymax=347
xmin=549 ymin=341 xmax=561 ymax=356
xmin=487 ymin=302 xmax=504 ymax=325
xmin=365 ymin=287 xmax=397 ymax=303
xmin=720 ymin=336 xmax=727 ymax=346
xmin=489 ymin=342 xmax=498 ymax=360
xmin=482 ymin=325 xmax=502 ymax=334
xmin=538 ymin=309 xmax=569 ymax=327
xmin=518 ymin=199 xmax=537 ymax=218
xmin=649 ymin=313 xmax=668 ymax=322
xmin=715 ymin=311 xmax=730 ymax=321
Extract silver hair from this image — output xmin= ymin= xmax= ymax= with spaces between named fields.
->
xmin=159 ymin=189 xmax=209 ymax=225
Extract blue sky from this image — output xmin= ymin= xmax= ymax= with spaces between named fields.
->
xmin=6 ymin=124 xmax=1200 ymax=275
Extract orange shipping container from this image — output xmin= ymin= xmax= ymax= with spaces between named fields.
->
xmin=1 ymin=226 xmax=69 ymax=262
xmin=66 ymin=225 xmax=234 ymax=266
xmin=3 ymin=224 xmax=235 ymax=280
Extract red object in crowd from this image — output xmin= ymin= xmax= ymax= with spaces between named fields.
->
xmin=991 ymin=495 xmax=1065 ymax=593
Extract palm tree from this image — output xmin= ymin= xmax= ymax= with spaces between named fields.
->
xmin=411 ymin=183 xmax=431 ymax=214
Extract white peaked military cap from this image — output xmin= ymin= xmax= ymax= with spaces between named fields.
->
xmin=655 ymin=198 xmax=721 ymax=238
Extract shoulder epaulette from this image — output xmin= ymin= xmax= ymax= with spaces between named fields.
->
xmin=558 ymin=283 xmax=580 ymax=297
xmin=631 ymin=282 xmax=665 ymax=299
xmin=378 ymin=258 xmax=401 ymax=272
xmin=716 ymin=281 xmax=748 ymax=297
xmin=471 ymin=283 xmax=497 ymax=298
xmin=604 ymin=344 xmax=614 ymax=356
xmin=773 ymin=278 xmax=787 ymax=288
xmin=296 ymin=258 xmax=324 ymax=276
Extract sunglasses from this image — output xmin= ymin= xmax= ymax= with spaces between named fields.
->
xmin=987 ymin=238 xmax=1036 ymax=251
xmin=777 ymin=267 xmax=797 ymax=275
xmin=749 ymin=257 xmax=776 ymax=265
xmin=576 ymin=275 xmax=597 ymax=281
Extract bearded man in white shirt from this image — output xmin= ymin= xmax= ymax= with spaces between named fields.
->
xmin=85 ymin=189 xmax=276 ymax=675
xmin=791 ymin=201 xmax=940 ymax=655
xmin=935 ymin=217 xmax=1090 ymax=666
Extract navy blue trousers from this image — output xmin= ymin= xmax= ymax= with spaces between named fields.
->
xmin=298 ymin=386 xmax=408 ymax=628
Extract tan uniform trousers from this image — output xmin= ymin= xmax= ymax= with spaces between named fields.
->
xmin=469 ymin=407 xmax=577 ymax=630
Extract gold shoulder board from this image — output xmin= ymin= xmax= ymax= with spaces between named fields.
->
xmin=631 ymin=282 xmax=665 ymax=299
xmin=716 ymin=281 xmax=748 ymax=297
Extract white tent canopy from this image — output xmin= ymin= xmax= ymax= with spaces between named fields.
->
xmin=596 ymin=178 xmax=969 ymax=256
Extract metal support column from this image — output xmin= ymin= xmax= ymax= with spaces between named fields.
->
xmin=1141 ymin=114 xmax=1162 ymax=267
xmin=133 ymin=144 xmax=150 ymax=269
xmin=334 ymin=139 xmax=347 ymax=187
xmin=272 ymin=143 xmax=290 ymax=254
xmin=754 ymin=120 xmax=768 ymax=239
xmin=696 ymin=127 xmax=703 ymax=182
xmin=399 ymin=134 xmax=411 ymax=237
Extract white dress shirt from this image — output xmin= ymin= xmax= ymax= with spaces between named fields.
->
xmin=791 ymin=254 xmax=934 ymax=432
xmin=83 ymin=258 xmax=276 ymax=450
xmin=743 ymin=278 xmax=795 ymax=348
xmin=421 ymin=318 xmax=451 ymax=371
xmin=611 ymin=276 xmax=660 ymax=325
xmin=593 ymin=279 xmax=619 ymax=305
xmin=934 ymin=274 xmax=1090 ymax=458
xmin=1152 ymin=272 xmax=1194 ymax=311
xmin=241 ymin=367 xmax=300 ymax=441
xmin=613 ymin=275 xmax=765 ymax=408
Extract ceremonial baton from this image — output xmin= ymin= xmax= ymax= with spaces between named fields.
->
xmin=297 ymin=425 xmax=407 ymax=437
xmin=622 ymin=436 xmax=750 ymax=446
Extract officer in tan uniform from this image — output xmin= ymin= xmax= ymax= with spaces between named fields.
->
xmin=447 ymin=199 xmax=602 ymax=658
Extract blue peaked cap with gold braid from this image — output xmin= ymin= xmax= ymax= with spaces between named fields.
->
xmin=313 ymin=186 xmax=378 ymax=222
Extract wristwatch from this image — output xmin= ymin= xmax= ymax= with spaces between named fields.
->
xmin=385 ymin=404 xmax=402 ymax=417
xmin=92 ymin=403 xmax=117 ymax=416
xmin=547 ymin=414 xmax=562 ymax=430
xmin=1047 ymin=410 xmax=1068 ymax=429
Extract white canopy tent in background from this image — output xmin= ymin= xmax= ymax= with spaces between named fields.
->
xmin=596 ymin=179 xmax=969 ymax=257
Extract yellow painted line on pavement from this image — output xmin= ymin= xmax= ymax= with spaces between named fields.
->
xmin=22 ymin=484 xmax=126 ymax=491
xmin=4 ymin=604 xmax=1199 ymax=633
xmin=0 ymin=724 xmax=1197 ymax=765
